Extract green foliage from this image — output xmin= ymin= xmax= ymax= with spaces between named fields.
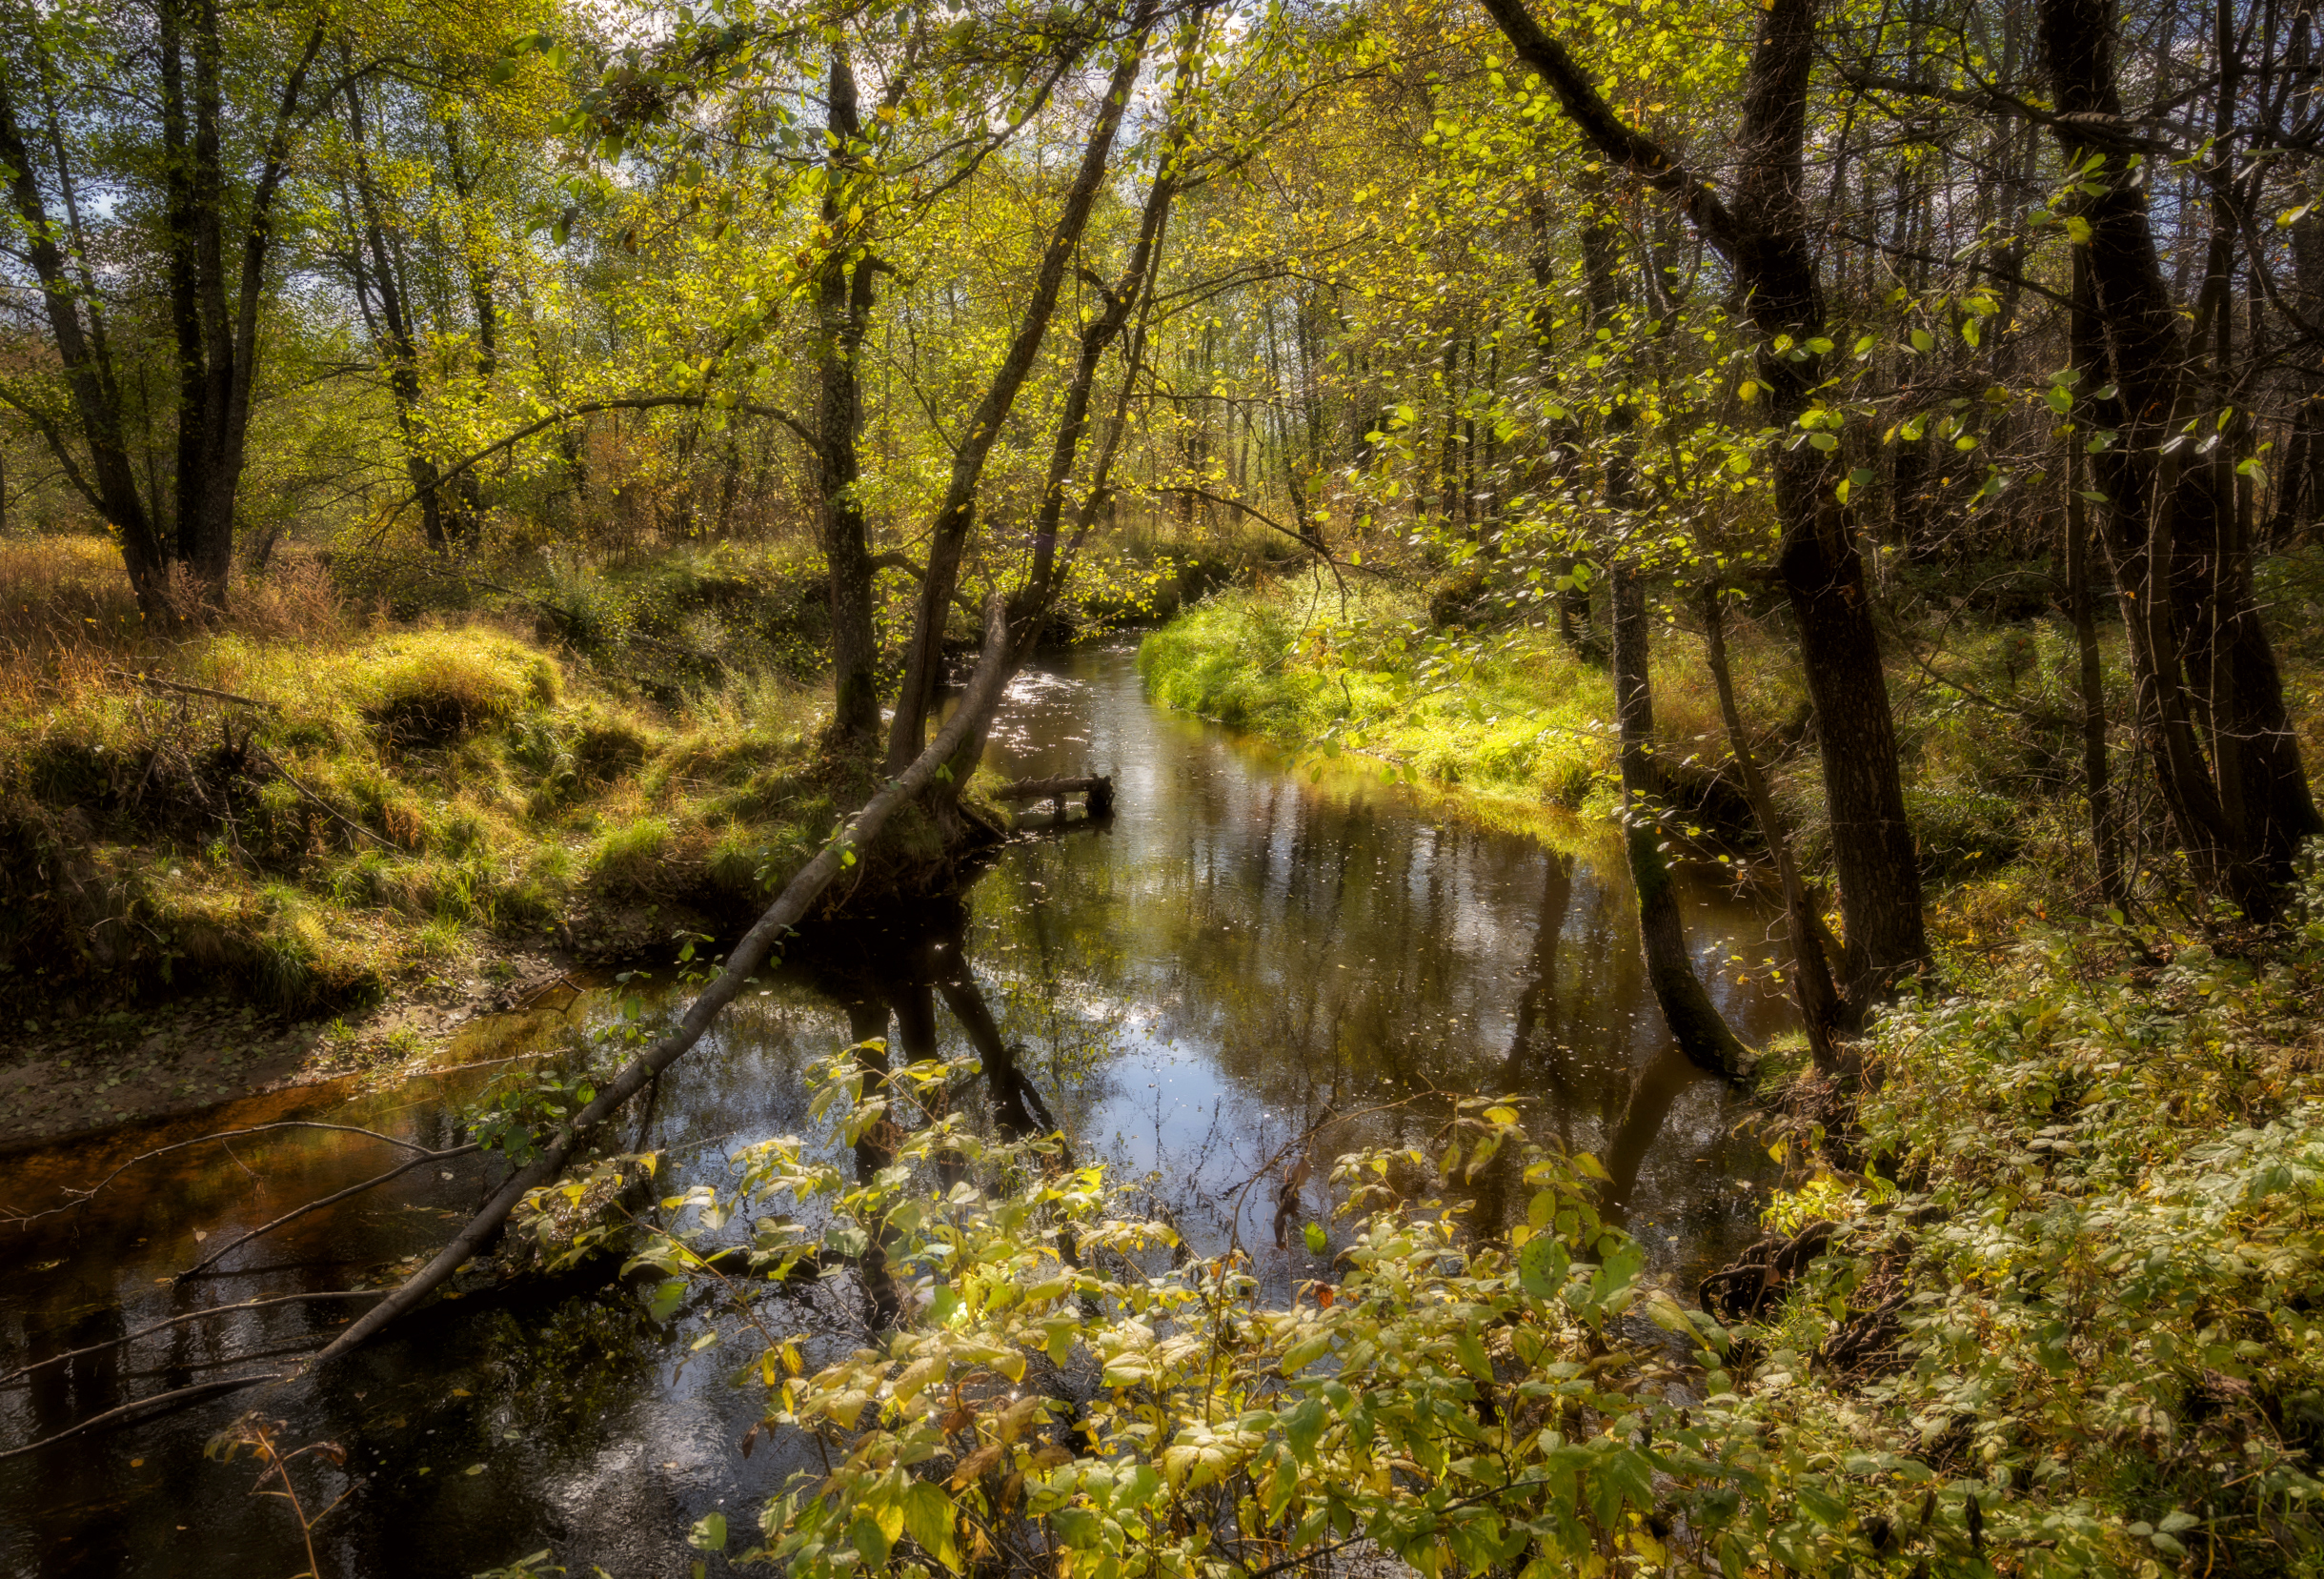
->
xmin=1141 ymin=583 xmax=1619 ymax=806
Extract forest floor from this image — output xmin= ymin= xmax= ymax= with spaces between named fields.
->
xmin=0 ymin=946 xmax=576 ymax=1150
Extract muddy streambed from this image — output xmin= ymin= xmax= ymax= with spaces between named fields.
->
xmin=1 ymin=643 xmax=1794 ymax=1577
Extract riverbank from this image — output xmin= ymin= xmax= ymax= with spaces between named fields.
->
xmin=1135 ymin=571 xmax=2324 ymax=935
xmin=0 ymin=537 xmax=963 ymax=1144
xmin=1127 ymin=578 xmax=2324 ymax=1570
xmin=1137 ymin=577 xmax=1803 ymax=840
xmin=732 ymin=895 xmax=2324 ymax=1579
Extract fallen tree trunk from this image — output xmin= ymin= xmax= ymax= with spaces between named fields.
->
xmin=306 ymin=597 xmax=1023 ymax=1369
xmin=991 ymin=774 xmax=1114 ymax=815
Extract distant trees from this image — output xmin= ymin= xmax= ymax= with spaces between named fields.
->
xmin=0 ymin=0 xmax=529 ymax=616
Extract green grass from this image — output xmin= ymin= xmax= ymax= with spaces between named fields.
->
xmin=1138 ymin=579 xmax=1804 ymax=817
xmin=1140 ymin=583 xmax=1619 ymax=807
xmin=0 ymin=572 xmax=841 ymax=1011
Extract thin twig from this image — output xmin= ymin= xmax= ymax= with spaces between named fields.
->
xmin=105 ymin=670 xmax=281 ymax=711
xmin=0 ymin=1290 xmax=389 ymax=1388
xmin=176 ymin=1144 xmax=482 ymax=1280
xmin=0 ymin=1373 xmax=291 ymax=1462
xmin=250 ymin=746 xmax=394 ymax=850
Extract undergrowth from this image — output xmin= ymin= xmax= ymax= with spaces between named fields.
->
xmin=548 ymin=888 xmax=2324 ymax=1578
xmin=1724 ymin=888 xmax=2324 ymax=1575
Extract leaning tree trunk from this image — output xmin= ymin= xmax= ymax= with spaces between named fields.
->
xmin=884 ymin=11 xmax=1155 ymax=776
xmin=0 ymin=73 xmax=171 ymax=611
xmin=1611 ymin=563 xmax=1753 ymax=1081
xmin=1702 ymin=592 xmax=1849 ymax=1073
xmin=346 ymin=79 xmax=453 ymax=555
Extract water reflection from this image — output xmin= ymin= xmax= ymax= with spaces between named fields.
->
xmin=964 ymin=647 xmax=1788 ymax=1261
xmin=1 ymin=641 xmax=1790 ymax=1576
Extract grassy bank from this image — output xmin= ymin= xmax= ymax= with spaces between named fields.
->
xmin=1134 ymin=567 xmax=2324 ymax=938
xmin=1136 ymin=575 xmax=1802 ymax=823
xmin=0 ymin=539 xmax=908 ymax=1022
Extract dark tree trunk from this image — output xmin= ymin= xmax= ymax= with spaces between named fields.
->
xmin=1611 ymin=564 xmax=1753 ymax=1082
xmin=0 ymin=74 xmax=169 ymax=608
xmin=815 ymin=49 xmax=883 ymax=750
xmin=159 ymin=0 xmax=207 ymax=578
xmin=2065 ymin=430 xmax=2123 ymax=906
xmin=346 ymin=80 xmax=452 ymax=555
xmin=1703 ymin=592 xmax=1849 ymax=1071
xmin=2037 ymin=0 xmax=2321 ymax=914
xmin=1480 ymin=0 xmax=1930 ymax=1000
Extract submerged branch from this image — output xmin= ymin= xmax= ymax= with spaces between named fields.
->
xmin=0 ymin=1290 xmax=388 ymax=1389
xmin=6 ymin=1124 xmax=464 ymax=1227
xmin=0 ymin=1373 xmax=292 ymax=1462
xmin=174 ymin=1143 xmax=483 ymax=1281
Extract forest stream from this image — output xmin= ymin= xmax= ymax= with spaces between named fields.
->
xmin=1 ymin=644 xmax=1793 ymax=1578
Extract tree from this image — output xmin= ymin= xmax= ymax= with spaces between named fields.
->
xmin=0 ymin=0 xmax=526 ymax=614
xmin=1475 ymin=0 xmax=1931 ymax=1002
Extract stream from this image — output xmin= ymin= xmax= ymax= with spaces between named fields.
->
xmin=1 ymin=641 xmax=1793 ymax=1577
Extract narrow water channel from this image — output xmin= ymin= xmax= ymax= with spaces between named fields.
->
xmin=1 ymin=642 xmax=1792 ymax=1577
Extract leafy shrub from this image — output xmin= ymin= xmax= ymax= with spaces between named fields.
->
xmin=599 ymin=891 xmax=2324 ymax=1579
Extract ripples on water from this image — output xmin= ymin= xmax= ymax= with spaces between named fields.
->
xmin=0 ymin=642 xmax=1791 ymax=1576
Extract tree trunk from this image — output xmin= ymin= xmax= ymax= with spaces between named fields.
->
xmin=815 ymin=49 xmax=883 ymax=750
xmin=2065 ymin=433 xmax=2124 ymax=907
xmin=346 ymin=81 xmax=452 ymax=555
xmin=2037 ymin=0 xmax=2321 ymax=914
xmin=1479 ymin=0 xmax=1930 ymax=1000
xmin=0 ymin=73 xmax=169 ymax=610
xmin=884 ymin=14 xmax=1155 ymax=775
xmin=1702 ymin=592 xmax=1849 ymax=1072
xmin=1612 ymin=563 xmax=1753 ymax=1081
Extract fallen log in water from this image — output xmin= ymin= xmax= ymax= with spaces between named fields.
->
xmin=991 ymin=774 xmax=1114 ymax=816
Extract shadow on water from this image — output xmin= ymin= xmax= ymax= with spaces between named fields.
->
xmin=0 ymin=641 xmax=1790 ymax=1576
